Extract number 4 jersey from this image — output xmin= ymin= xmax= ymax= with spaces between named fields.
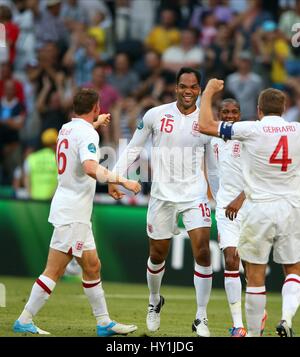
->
xmin=49 ymin=118 xmax=100 ymax=225
xmin=228 ymin=116 xmax=300 ymax=205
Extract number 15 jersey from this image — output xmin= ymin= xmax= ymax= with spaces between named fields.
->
xmin=229 ymin=116 xmax=300 ymax=205
xmin=49 ymin=118 xmax=100 ymax=225
xmin=114 ymin=101 xmax=219 ymax=202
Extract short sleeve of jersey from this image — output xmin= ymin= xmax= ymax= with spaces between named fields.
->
xmin=78 ymin=130 xmax=99 ymax=163
xmin=231 ymin=121 xmax=257 ymax=141
xmin=137 ymin=107 xmax=155 ymax=133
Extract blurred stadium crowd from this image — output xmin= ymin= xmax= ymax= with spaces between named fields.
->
xmin=0 ymin=0 xmax=299 ymax=201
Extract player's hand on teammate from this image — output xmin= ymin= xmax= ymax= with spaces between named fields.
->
xmin=108 ymin=183 xmax=125 ymax=200
xmin=123 ymin=180 xmax=141 ymax=194
xmin=224 ymin=192 xmax=245 ymax=221
xmin=94 ymin=114 xmax=111 ymax=129
xmin=204 ymin=79 xmax=224 ymax=95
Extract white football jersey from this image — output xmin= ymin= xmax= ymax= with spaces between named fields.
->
xmin=211 ymin=137 xmax=245 ymax=209
xmin=114 ymin=101 xmax=219 ymax=202
xmin=49 ymin=118 xmax=100 ymax=225
xmin=229 ymin=116 xmax=300 ymax=205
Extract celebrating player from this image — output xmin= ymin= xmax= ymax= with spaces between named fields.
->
xmin=199 ymin=79 xmax=300 ymax=337
xmin=211 ymin=99 xmax=247 ymax=337
xmin=108 ymin=67 xmax=219 ymax=337
xmin=13 ymin=88 xmax=141 ymax=336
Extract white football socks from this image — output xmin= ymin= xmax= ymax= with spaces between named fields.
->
xmin=281 ymin=274 xmax=300 ymax=328
xmin=82 ymin=279 xmax=111 ymax=326
xmin=224 ymin=270 xmax=244 ymax=328
xmin=147 ymin=257 xmax=165 ymax=306
xmin=245 ymin=286 xmax=266 ymax=337
xmin=194 ymin=263 xmax=212 ymax=320
xmin=19 ymin=275 xmax=56 ymax=324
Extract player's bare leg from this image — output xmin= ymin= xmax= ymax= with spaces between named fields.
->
xmin=223 ymin=247 xmax=246 ymax=337
xmin=146 ymin=238 xmax=171 ymax=332
xmin=13 ymin=248 xmax=72 ymax=334
xmin=244 ymin=262 xmax=267 ymax=337
xmin=189 ymin=227 xmax=212 ymax=337
xmin=76 ymin=249 xmax=137 ymax=336
xmin=277 ymin=262 xmax=300 ymax=337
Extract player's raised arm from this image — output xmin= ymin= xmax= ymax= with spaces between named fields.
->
xmin=198 ymin=79 xmax=224 ymax=137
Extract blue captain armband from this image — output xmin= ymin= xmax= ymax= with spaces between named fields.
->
xmin=219 ymin=121 xmax=234 ymax=140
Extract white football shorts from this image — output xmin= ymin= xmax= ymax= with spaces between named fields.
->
xmin=238 ymin=199 xmax=300 ymax=264
xmin=50 ymin=222 xmax=96 ymax=258
xmin=147 ymin=197 xmax=211 ymax=240
xmin=216 ymin=206 xmax=244 ymax=250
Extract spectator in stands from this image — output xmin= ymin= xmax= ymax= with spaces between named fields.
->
xmin=111 ymin=96 xmax=139 ymax=146
xmin=28 ymin=41 xmax=65 ymax=101
xmin=199 ymin=10 xmax=218 ymax=47
xmin=13 ymin=0 xmax=37 ymax=74
xmin=85 ymin=63 xmax=121 ymax=144
xmin=279 ymin=0 xmax=300 ymax=77
xmin=226 ymin=50 xmax=263 ymax=121
xmin=162 ymin=28 xmax=204 ymax=72
xmin=137 ymin=50 xmax=175 ymax=100
xmin=0 ymin=62 xmax=25 ymax=104
xmin=34 ymin=0 xmax=67 ymax=52
xmin=145 ymin=8 xmax=180 ymax=54
xmin=252 ymin=20 xmax=289 ymax=88
xmin=204 ymin=23 xmax=236 ymax=79
xmin=0 ymin=5 xmax=20 ymax=64
xmin=24 ymin=128 xmax=58 ymax=200
xmin=60 ymin=0 xmax=89 ymax=32
xmin=0 ymin=79 xmax=26 ymax=184
xmin=282 ymin=88 xmax=300 ymax=123
xmin=63 ymin=31 xmax=101 ymax=86
xmin=129 ymin=0 xmax=156 ymax=40
xmin=88 ymin=10 xmax=107 ymax=56
xmin=108 ymin=52 xmax=140 ymax=97
xmin=36 ymin=76 xmax=68 ymax=134
xmin=229 ymin=0 xmax=273 ymax=49
xmin=190 ymin=0 xmax=234 ymax=31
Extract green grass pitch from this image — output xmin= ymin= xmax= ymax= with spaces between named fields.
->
xmin=0 ymin=276 xmax=299 ymax=337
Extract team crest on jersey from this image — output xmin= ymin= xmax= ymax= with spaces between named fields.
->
xmin=75 ymin=241 xmax=84 ymax=251
xmin=88 ymin=143 xmax=96 ymax=153
xmin=137 ymin=119 xmax=144 ymax=130
xmin=232 ymin=143 xmax=241 ymax=158
xmin=165 ymin=114 xmax=174 ymax=118
xmin=191 ymin=121 xmax=201 ymax=136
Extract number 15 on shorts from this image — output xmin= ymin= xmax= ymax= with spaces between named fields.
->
xmin=199 ymin=203 xmax=211 ymax=217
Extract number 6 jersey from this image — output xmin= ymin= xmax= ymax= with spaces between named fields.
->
xmin=227 ymin=116 xmax=300 ymax=205
xmin=49 ymin=118 xmax=100 ymax=225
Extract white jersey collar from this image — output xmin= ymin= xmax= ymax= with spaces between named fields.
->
xmin=72 ymin=117 xmax=94 ymax=128
xmin=174 ymin=101 xmax=199 ymax=117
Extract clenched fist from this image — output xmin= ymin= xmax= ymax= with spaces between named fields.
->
xmin=204 ymin=79 xmax=224 ymax=95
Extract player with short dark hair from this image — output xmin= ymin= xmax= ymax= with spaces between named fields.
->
xmin=211 ymin=99 xmax=247 ymax=337
xmin=199 ymin=80 xmax=300 ymax=337
xmin=108 ymin=67 xmax=219 ymax=337
xmin=13 ymin=88 xmax=141 ymax=336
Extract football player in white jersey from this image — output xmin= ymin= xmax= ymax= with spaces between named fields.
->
xmin=13 ymin=88 xmax=141 ymax=336
xmin=199 ymin=79 xmax=300 ymax=337
xmin=211 ymin=99 xmax=247 ymax=337
xmin=108 ymin=68 xmax=219 ymax=337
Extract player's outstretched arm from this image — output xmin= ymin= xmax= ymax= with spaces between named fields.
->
xmin=198 ymin=79 xmax=224 ymax=137
xmin=83 ymin=160 xmax=141 ymax=194
xmin=93 ymin=114 xmax=111 ymax=129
